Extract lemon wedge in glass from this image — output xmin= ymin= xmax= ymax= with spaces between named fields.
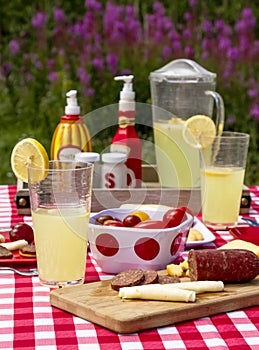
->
xmin=183 ymin=115 xmax=216 ymax=149
xmin=11 ymin=138 xmax=49 ymax=183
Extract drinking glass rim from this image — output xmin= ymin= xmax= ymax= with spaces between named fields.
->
xmin=206 ymin=131 xmax=249 ymax=139
xmin=28 ymin=160 xmax=93 ymax=172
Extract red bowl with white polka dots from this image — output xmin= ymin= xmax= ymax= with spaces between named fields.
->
xmin=88 ymin=208 xmax=193 ymax=274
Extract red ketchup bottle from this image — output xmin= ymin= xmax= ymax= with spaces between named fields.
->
xmin=110 ymin=75 xmax=142 ymax=187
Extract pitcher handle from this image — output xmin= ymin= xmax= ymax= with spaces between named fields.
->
xmin=205 ymin=90 xmax=225 ymax=136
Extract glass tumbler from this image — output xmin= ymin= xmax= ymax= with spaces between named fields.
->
xmin=28 ymin=161 xmax=93 ymax=287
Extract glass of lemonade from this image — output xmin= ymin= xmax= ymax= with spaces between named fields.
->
xmin=28 ymin=161 xmax=93 ymax=288
xmin=200 ymin=132 xmax=249 ymax=229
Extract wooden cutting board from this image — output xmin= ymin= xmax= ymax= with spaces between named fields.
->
xmin=50 ymin=275 xmax=259 ymax=334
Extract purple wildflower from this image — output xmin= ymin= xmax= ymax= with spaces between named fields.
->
xmin=248 ymin=88 xmax=258 ymax=99
xmin=162 ymin=46 xmax=172 ymax=59
xmin=235 ymin=20 xmax=246 ymax=35
xmin=168 ymin=30 xmax=180 ymax=41
xmin=184 ymin=45 xmax=195 ymax=58
xmin=251 ymin=41 xmax=259 ymax=59
xmin=250 ymin=104 xmax=259 ymax=121
xmin=183 ymin=28 xmax=192 ymax=40
xmin=120 ymin=69 xmax=131 ymax=75
xmin=53 ymin=7 xmax=66 ymax=22
xmin=163 ymin=17 xmax=174 ymax=32
xmin=226 ymin=114 xmax=236 ymax=125
xmin=153 ymin=2 xmax=166 ymax=16
xmin=77 ymin=67 xmax=90 ymax=85
xmin=218 ymin=37 xmax=231 ymax=51
xmin=154 ymin=31 xmax=163 ymax=42
xmin=189 ymin=0 xmax=197 ymax=7
xmin=184 ymin=12 xmax=193 ymax=22
xmin=227 ymin=47 xmax=240 ymax=61
xmin=106 ymin=54 xmax=118 ymax=75
xmin=9 ymin=40 xmax=20 ymax=55
xmin=85 ymin=0 xmax=102 ymax=12
xmin=86 ymin=87 xmax=94 ymax=97
xmin=239 ymin=36 xmax=251 ymax=54
xmin=1 ymin=62 xmax=12 ymax=76
xmin=202 ymin=38 xmax=212 ymax=51
xmin=25 ymin=72 xmax=33 ymax=82
xmin=172 ymin=40 xmax=181 ymax=54
xmin=32 ymin=12 xmax=47 ymax=28
xmin=125 ymin=5 xmax=134 ymax=17
xmin=201 ymin=51 xmax=209 ymax=60
xmin=242 ymin=7 xmax=256 ymax=27
xmin=223 ymin=62 xmax=233 ymax=80
xmin=92 ymin=57 xmax=104 ymax=70
xmin=202 ymin=20 xmax=213 ymax=35
xmin=235 ymin=8 xmax=256 ymax=34
xmin=215 ymin=19 xmax=225 ymax=32
xmin=48 ymin=72 xmax=59 ymax=83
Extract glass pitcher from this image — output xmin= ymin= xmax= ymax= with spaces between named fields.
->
xmin=149 ymin=59 xmax=225 ymax=188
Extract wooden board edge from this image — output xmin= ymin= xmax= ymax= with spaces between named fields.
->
xmin=49 ymin=279 xmax=259 ymax=334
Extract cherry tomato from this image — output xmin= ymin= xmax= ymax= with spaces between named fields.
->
xmin=163 ymin=207 xmax=187 ymax=228
xmin=96 ymin=215 xmax=114 ymax=225
xmin=103 ymin=220 xmax=125 ymax=227
xmin=134 ymin=220 xmax=166 ymax=229
xmin=130 ymin=211 xmax=150 ymax=222
xmin=123 ymin=214 xmax=141 ymax=227
xmin=9 ymin=222 xmax=34 ymax=244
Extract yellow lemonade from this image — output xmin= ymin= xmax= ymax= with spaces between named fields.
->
xmin=201 ymin=166 xmax=245 ymax=227
xmin=153 ymin=120 xmax=200 ymax=188
xmin=32 ymin=207 xmax=89 ymax=286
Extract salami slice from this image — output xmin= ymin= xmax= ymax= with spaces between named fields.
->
xmin=140 ymin=270 xmax=159 ymax=285
xmin=188 ymin=249 xmax=259 ymax=283
xmin=19 ymin=243 xmax=36 ymax=258
xmin=0 ymin=245 xmax=13 ymax=259
xmin=158 ymin=275 xmax=180 ymax=284
xmin=111 ymin=269 xmax=145 ymax=291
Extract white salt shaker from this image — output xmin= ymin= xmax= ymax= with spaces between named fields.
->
xmin=75 ymin=152 xmax=101 ymax=188
xmin=101 ymin=153 xmax=135 ymax=188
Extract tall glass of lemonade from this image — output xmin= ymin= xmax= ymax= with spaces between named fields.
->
xmin=200 ymin=132 xmax=249 ymax=229
xmin=28 ymin=161 xmax=93 ymax=288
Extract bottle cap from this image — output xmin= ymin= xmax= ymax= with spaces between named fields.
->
xmin=114 ymin=75 xmax=135 ymax=111
xmin=114 ymin=75 xmax=135 ymax=101
xmin=65 ymin=90 xmax=80 ymax=115
xmin=75 ymin=152 xmax=100 ymax=163
xmin=102 ymin=152 xmax=127 ymax=163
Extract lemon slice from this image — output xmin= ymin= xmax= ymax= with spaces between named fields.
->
xmin=183 ymin=115 xmax=216 ymax=149
xmin=11 ymin=138 xmax=49 ymax=183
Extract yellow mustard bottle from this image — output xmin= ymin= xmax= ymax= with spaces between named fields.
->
xmin=51 ymin=90 xmax=92 ymax=160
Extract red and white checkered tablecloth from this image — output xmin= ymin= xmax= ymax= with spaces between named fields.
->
xmin=0 ymin=185 xmax=259 ymax=350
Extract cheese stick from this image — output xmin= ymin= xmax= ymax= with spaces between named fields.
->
xmin=120 ymin=280 xmax=224 ymax=294
xmin=0 ymin=239 xmax=28 ymax=251
xmin=167 ymin=281 xmax=224 ymax=294
xmin=119 ymin=285 xmax=196 ymax=302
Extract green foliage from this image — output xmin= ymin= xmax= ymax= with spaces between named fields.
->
xmin=0 ymin=0 xmax=258 ymax=185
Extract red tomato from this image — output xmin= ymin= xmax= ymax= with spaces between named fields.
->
xmin=103 ymin=219 xmax=125 ymax=227
xmin=134 ymin=220 xmax=166 ymax=229
xmin=95 ymin=215 xmax=114 ymax=225
xmin=163 ymin=207 xmax=187 ymax=228
xmin=10 ymin=222 xmax=34 ymax=244
xmin=123 ymin=215 xmax=141 ymax=227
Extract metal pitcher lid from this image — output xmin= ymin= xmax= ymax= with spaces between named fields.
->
xmin=149 ymin=59 xmax=216 ymax=83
